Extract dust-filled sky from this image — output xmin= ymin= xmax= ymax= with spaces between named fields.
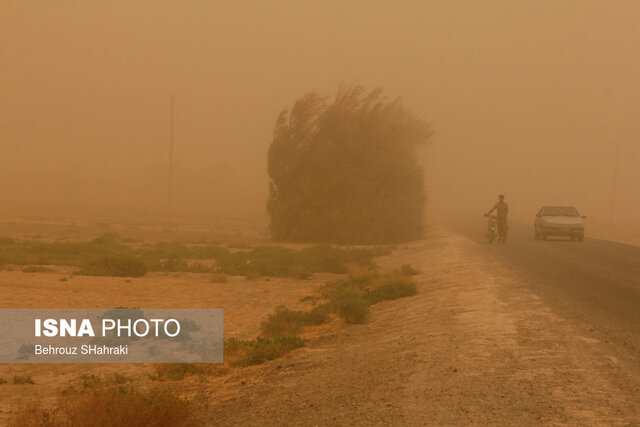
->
xmin=1 ymin=1 xmax=639 ymax=226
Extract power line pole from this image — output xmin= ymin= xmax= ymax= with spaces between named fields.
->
xmin=610 ymin=141 xmax=619 ymax=226
xmin=169 ymin=93 xmax=176 ymax=227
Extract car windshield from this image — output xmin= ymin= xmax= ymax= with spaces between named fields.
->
xmin=543 ymin=206 xmax=580 ymax=217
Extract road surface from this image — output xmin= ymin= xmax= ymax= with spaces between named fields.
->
xmin=450 ymin=216 xmax=640 ymax=358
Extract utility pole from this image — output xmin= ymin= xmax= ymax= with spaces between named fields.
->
xmin=169 ymin=93 xmax=176 ymax=227
xmin=610 ymin=141 xmax=619 ymax=226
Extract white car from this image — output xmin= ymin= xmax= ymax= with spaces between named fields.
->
xmin=534 ymin=206 xmax=586 ymax=241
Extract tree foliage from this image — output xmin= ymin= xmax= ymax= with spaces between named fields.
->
xmin=267 ymin=86 xmax=431 ymax=244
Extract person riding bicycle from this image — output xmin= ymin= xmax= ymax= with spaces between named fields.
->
xmin=486 ymin=194 xmax=509 ymax=243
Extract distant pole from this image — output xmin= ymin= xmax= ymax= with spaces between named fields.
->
xmin=610 ymin=141 xmax=619 ymax=226
xmin=169 ymin=93 xmax=176 ymax=226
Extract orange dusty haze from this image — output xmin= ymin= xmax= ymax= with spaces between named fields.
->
xmin=1 ymin=1 xmax=639 ymax=229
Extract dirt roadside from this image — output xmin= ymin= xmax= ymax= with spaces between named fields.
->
xmin=205 ymin=226 xmax=640 ymax=425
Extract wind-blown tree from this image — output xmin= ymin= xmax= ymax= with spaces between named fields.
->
xmin=267 ymin=86 xmax=431 ymax=244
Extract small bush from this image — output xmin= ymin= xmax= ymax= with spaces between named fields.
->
xmin=227 ymin=241 xmax=251 ymax=249
xmin=215 ymin=244 xmax=390 ymax=278
xmin=239 ymin=336 xmax=305 ymax=366
xmin=186 ymin=261 xmax=211 ymax=273
xmin=7 ymin=401 xmax=54 ymax=427
xmin=10 ymin=385 xmax=197 ymax=427
xmin=333 ymin=291 xmax=370 ymax=324
xmin=320 ymin=271 xmax=417 ymax=324
xmin=399 ymin=263 xmax=420 ymax=276
xmin=223 ymin=336 xmax=305 ymax=366
xmin=78 ymin=255 xmax=148 ymax=277
xmin=260 ymin=305 xmax=330 ymax=337
xmin=21 ymin=266 xmax=53 ymax=273
xmin=0 ymin=378 xmax=7 ymax=384
xmin=289 ymin=265 xmax=312 ymax=280
xmin=75 ymin=373 xmax=131 ymax=388
xmin=13 ymin=375 xmax=35 ymax=384
xmin=153 ymin=363 xmax=228 ymax=381
xmin=0 ymin=235 xmax=15 ymax=245
xmin=159 ymin=257 xmax=189 ymax=272
xmin=365 ymin=277 xmax=418 ymax=304
xmin=216 ymin=246 xmax=294 ymax=277
xmin=210 ymin=273 xmax=228 ymax=283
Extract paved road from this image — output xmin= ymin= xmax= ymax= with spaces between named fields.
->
xmin=449 ymin=216 xmax=640 ymax=358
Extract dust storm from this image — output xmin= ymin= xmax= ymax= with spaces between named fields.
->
xmin=2 ymin=1 xmax=638 ymax=233
xmin=2 ymin=1 xmax=640 ymax=426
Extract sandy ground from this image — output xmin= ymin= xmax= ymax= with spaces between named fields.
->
xmin=0 ymin=268 xmax=326 ymax=423
xmin=1 ymin=223 xmax=639 ymax=425
xmin=204 ymin=226 xmax=640 ymax=425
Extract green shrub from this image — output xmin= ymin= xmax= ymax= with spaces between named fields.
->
xmin=399 ymin=263 xmax=420 ymax=276
xmin=10 ymin=385 xmax=197 ymax=427
xmin=13 ymin=375 xmax=35 ymax=384
xmin=215 ymin=244 xmax=389 ymax=278
xmin=260 ymin=305 xmax=330 ymax=337
xmin=153 ymin=363 xmax=227 ymax=381
xmin=0 ymin=233 xmax=130 ymax=267
xmin=223 ymin=336 xmax=305 ymax=366
xmin=332 ymin=291 xmax=370 ymax=324
xmin=216 ymin=246 xmax=294 ymax=277
xmin=209 ymin=273 xmax=228 ymax=283
xmin=0 ymin=235 xmax=14 ymax=245
xmin=320 ymin=271 xmax=417 ymax=323
xmin=159 ymin=257 xmax=189 ymax=272
xmin=78 ymin=256 xmax=148 ymax=277
xmin=186 ymin=261 xmax=211 ymax=273
xmin=227 ymin=242 xmax=251 ymax=249
xmin=365 ymin=277 xmax=418 ymax=304
xmin=238 ymin=336 xmax=305 ymax=366
xmin=21 ymin=266 xmax=53 ymax=273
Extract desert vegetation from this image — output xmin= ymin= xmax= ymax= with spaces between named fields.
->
xmin=9 ymin=382 xmax=197 ymax=427
xmin=0 ymin=233 xmax=391 ymax=278
xmin=267 ymin=85 xmax=431 ymax=244
xmin=1 ymin=223 xmax=421 ymax=424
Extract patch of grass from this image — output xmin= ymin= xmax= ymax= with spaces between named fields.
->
xmin=231 ymin=336 xmax=305 ymax=366
xmin=121 ymin=237 xmax=141 ymax=243
xmin=0 ymin=234 xmax=390 ymax=278
xmin=75 ymin=373 xmax=132 ymax=389
xmin=209 ymin=273 xmax=228 ymax=283
xmin=21 ymin=265 xmax=53 ymax=273
xmin=260 ymin=305 xmax=330 ymax=337
xmin=186 ymin=261 xmax=212 ymax=273
xmin=0 ymin=235 xmax=15 ymax=245
xmin=332 ymin=290 xmax=370 ymax=323
xmin=0 ymin=378 xmax=6 ymax=385
xmin=227 ymin=241 xmax=251 ymax=249
xmin=9 ymin=385 xmax=197 ymax=427
xmin=0 ymin=233 xmax=130 ymax=267
xmin=289 ymin=265 xmax=312 ymax=279
xmin=111 ymin=373 xmax=132 ymax=385
xmin=153 ymin=364 xmax=228 ymax=381
xmin=319 ymin=271 xmax=418 ymax=324
xmin=77 ymin=255 xmax=148 ymax=277
xmin=13 ymin=375 xmax=35 ymax=384
xmin=398 ymin=263 xmax=420 ymax=276
xmin=215 ymin=244 xmax=391 ymax=278
xmin=364 ymin=276 xmax=418 ymax=304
